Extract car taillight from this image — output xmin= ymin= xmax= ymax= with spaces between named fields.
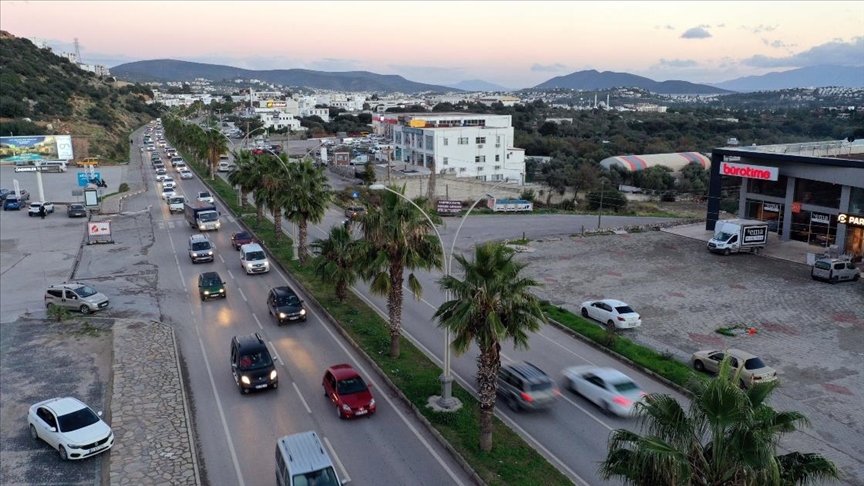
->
xmin=612 ymin=396 xmax=632 ymax=406
xmin=520 ymin=392 xmax=534 ymax=402
xmin=753 ymin=376 xmax=761 ymax=381
xmin=617 ymin=316 xmax=625 ymax=321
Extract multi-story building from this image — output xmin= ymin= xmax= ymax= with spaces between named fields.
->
xmin=380 ymin=113 xmax=526 ymax=184
xmin=259 ymin=111 xmax=305 ymax=132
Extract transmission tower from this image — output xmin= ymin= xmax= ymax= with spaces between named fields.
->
xmin=74 ymin=38 xmax=81 ymax=63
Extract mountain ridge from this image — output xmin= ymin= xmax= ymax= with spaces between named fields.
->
xmin=532 ymin=69 xmax=731 ymax=94
xmin=708 ymin=65 xmax=864 ymax=92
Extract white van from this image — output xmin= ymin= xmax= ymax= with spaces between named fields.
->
xmin=275 ymin=431 xmax=344 ymax=486
xmin=239 ymin=243 xmax=270 ymax=274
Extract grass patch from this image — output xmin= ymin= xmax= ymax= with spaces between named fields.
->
xmin=541 ymin=304 xmax=700 ymax=390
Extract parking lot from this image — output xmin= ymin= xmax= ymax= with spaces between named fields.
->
xmin=515 ymin=229 xmax=864 ymax=482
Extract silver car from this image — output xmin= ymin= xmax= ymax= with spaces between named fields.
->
xmin=811 ymin=258 xmax=860 ymax=283
xmin=44 ymin=283 xmax=109 ymax=314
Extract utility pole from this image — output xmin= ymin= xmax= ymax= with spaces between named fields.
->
xmin=386 ymin=146 xmax=392 ymax=184
xmin=597 ymin=180 xmax=605 ymax=229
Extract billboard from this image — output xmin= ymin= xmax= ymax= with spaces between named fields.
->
xmin=0 ymin=135 xmax=74 ymax=164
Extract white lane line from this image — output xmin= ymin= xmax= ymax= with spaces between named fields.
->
xmin=227 ymin=270 xmax=235 ymax=280
xmin=536 ymin=330 xmax=598 ymax=366
xmin=237 ymin=287 xmax=247 ymax=302
xmin=268 ymin=341 xmax=284 ymax=364
xmin=253 ymin=313 xmax=263 ymax=329
xmin=219 ymin=254 xmax=225 ymax=263
xmin=197 ymin=337 xmax=246 ymax=486
xmin=310 ymin=304 xmax=465 ymax=486
xmin=167 ymin=230 xmax=187 ymax=291
xmin=323 ymin=436 xmax=351 ymax=484
xmin=291 ymin=382 xmax=312 ymax=414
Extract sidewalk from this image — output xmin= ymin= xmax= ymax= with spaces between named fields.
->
xmin=99 ymin=140 xmax=147 ymax=215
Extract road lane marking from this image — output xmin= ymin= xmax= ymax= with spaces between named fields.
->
xmin=227 ymin=270 xmax=235 ymax=280
xmin=253 ymin=313 xmax=263 ymax=329
xmin=292 ymin=382 xmax=312 ymax=414
xmin=197 ymin=337 xmax=246 ymax=486
xmin=237 ymin=287 xmax=247 ymax=302
xmin=267 ymin=340 xmax=283 ymax=364
xmin=323 ymin=436 xmax=351 ymax=484
xmin=219 ymin=254 xmax=225 ymax=263
xmin=536 ymin=330 xmax=597 ymax=365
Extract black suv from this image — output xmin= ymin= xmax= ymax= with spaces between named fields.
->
xmin=267 ymin=286 xmax=307 ymax=324
xmin=230 ymin=333 xmax=278 ymax=394
xmin=497 ymin=362 xmax=560 ymax=412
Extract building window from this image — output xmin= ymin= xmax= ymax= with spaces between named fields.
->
xmin=475 ymin=156 xmax=485 ymax=163
xmin=426 ymin=135 xmax=434 ymax=148
xmin=748 ymin=175 xmax=787 ymax=198
xmin=443 ymin=138 xmax=449 ymax=146
xmin=442 ymin=157 xmax=449 ymax=166
xmin=477 ymin=166 xmax=484 ymax=172
xmin=496 ymin=135 xmax=502 ymax=144
xmin=459 ymin=167 xmax=466 ymax=172
xmin=458 ymin=137 xmax=468 ymax=145
xmin=794 ymin=179 xmax=842 ymax=209
xmin=494 ymin=165 xmax=501 ymax=170
xmin=849 ymin=187 xmax=864 ymax=214
xmin=475 ymin=137 xmax=486 ymax=144
xmin=395 ymin=133 xmax=402 ymax=144
xmin=495 ymin=155 xmax=500 ymax=162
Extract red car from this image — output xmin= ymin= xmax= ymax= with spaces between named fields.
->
xmin=231 ymin=231 xmax=254 ymax=250
xmin=323 ymin=364 xmax=376 ymax=419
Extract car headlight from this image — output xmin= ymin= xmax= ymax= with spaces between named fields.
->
xmin=207 ymin=251 xmax=213 ymax=255
xmin=270 ymin=370 xmax=278 ymax=380
xmin=240 ymin=376 xmax=251 ymax=385
xmin=203 ymin=290 xmax=210 ymax=295
xmin=218 ymin=288 xmax=224 ymax=293
xmin=369 ymin=398 xmax=375 ymax=407
xmin=67 ymin=443 xmax=85 ymax=449
xmin=342 ymin=404 xmax=352 ymax=411
xmin=279 ymin=312 xmax=287 ymax=318
xmin=215 ymin=222 xmax=221 ymax=228
xmin=299 ymin=309 xmax=306 ymax=316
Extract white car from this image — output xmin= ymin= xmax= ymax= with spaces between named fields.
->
xmin=28 ymin=201 xmax=55 ymax=216
xmin=28 ymin=397 xmax=115 ymax=460
xmin=580 ymin=299 xmax=642 ymax=329
xmin=155 ymin=174 xmax=169 ymax=182
xmin=161 ymin=187 xmax=176 ymax=200
xmin=174 ymin=163 xmax=188 ymax=172
xmin=563 ymin=366 xmax=647 ymax=417
xmin=161 ymin=178 xmax=176 ymax=189
xmin=179 ymin=170 xmax=194 ymax=180
xmin=197 ymin=191 xmax=214 ymax=204
xmin=155 ymin=167 xmax=167 ymax=175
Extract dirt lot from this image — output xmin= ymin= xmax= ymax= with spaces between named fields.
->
xmin=0 ymin=318 xmax=113 ymax=486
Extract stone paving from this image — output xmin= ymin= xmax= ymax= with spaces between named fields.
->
xmin=108 ymin=319 xmax=200 ymax=486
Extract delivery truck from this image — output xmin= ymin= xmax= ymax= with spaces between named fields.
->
xmin=184 ymin=201 xmax=221 ymax=231
xmin=707 ymin=219 xmax=768 ymax=255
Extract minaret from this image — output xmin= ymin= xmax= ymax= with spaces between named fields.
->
xmin=594 ymin=94 xmax=598 ymax=108
xmin=606 ymin=94 xmax=610 ymax=109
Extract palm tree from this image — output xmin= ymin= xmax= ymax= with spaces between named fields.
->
xmin=254 ymin=154 xmax=291 ymax=244
xmin=599 ymin=358 xmax=839 ymax=486
xmin=357 ymin=185 xmax=442 ymax=358
xmin=227 ymin=151 xmax=263 ymax=214
xmin=434 ymin=242 xmax=545 ymax=452
xmin=283 ymin=161 xmax=331 ymax=264
xmin=199 ymin=124 xmax=229 ymax=180
xmin=310 ymin=226 xmax=360 ymax=302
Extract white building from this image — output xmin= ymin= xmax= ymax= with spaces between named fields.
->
xmin=476 ymin=95 xmax=521 ymax=107
xmin=259 ymin=111 xmax=306 ymax=132
xmin=382 ymin=113 xmax=526 ymax=184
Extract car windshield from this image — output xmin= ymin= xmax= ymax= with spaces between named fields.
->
xmin=612 ymin=381 xmax=640 ymax=393
xmin=70 ymin=205 xmax=84 ymax=210
xmin=235 ymin=233 xmax=251 ymax=241
xmin=246 ymin=251 xmax=266 ymax=261
xmin=294 ymin=467 xmax=339 ymax=486
xmin=337 ymin=376 xmax=368 ymax=395
xmin=715 ymin=231 xmax=734 ymax=242
xmin=57 ymin=406 xmax=100 ymax=432
xmin=238 ymin=350 xmax=272 ymax=370
xmin=72 ymin=285 xmax=98 ymax=298
xmin=199 ymin=193 xmax=211 ymax=198
xmin=615 ymin=305 xmax=635 ymax=314
xmin=192 ymin=242 xmax=210 ymax=251
xmin=202 ymin=277 xmax=221 ymax=286
xmin=277 ymin=294 xmax=301 ymax=306
xmin=170 ymin=197 xmax=184 ymax=204
xmin=162 ymin=188 xmax=173 ymax=193
xmin=813 ymin=261 xmax=831 ymax=270
xmin=743 ymin=357 xmax=768 ymax=370
xmin=199 ymin=212 xmax=217 ymax=222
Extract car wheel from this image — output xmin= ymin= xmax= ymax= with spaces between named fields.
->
xmin=336 ymin=405 xmax=343 ymax=420
xmin=694 ymin=360 xmax=705 ymax=372
xmin=831 ymin=276 xmax=839 ymax=284
xmin=603 ymin=401 xmax=614 ymax=416
xmin=29 ymin=424 xmax=38 ymax=441
xmin=581 ymin=308 xmax=589 ymax=318
xmin=606 ymin=320 xmax=616 ymax=330
xmin=811 ymin=275 xmax=818 ymax=281
xmin=508 ymin=395 xmax=520 ymax=412
xmin=854 ymin=273 xmax=860 ymax=281
xmin=79 ymin=305 xmax=91 ymax=315
xmin=723 ymin=248 xmax=731 ymax=256
xmin=46 ymin=302 xmax=55 ymax=310
xmin=58 ymin=446 xmax=68 ymax=461
xmin=241 ymin=387 xmax=250 ymax=395
xmin=739 ymin=379 xmax=748 ymax=389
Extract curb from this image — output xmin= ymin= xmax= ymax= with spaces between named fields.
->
xmin=166 ymin=319 xmax=203 ymax=486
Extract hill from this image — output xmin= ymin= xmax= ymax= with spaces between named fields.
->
xmin=710 ymin=65 xmax=864 ymax=92
xmin=0 ymin=31 xmax=158 ymax=162
xmin=446 ymin=79 xmax=513 ymax=92
xmin=111 ymin=59 xmax=455 ymax=93
xmin=533 ymin=69 xmax=730 ymax=95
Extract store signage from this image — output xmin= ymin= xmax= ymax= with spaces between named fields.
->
xmin=744 ymin=226 xmax=768 ymax=244
xmin=810 ymin=212 xmax=831 ymax=225
xmin=436 ymin=200 xmax=462 ymax=214
xmin=88 ymin=221 xmax=111 ymax=236
xmin=762 ymin=202 xmax=781 ymax=213
xmin=720 ymin=161 xmax=779 ymax=181
xmin=791 ymin=202 xmax=802 ymax=213
xmin=838 ymin=212 xmax=864 ymax=228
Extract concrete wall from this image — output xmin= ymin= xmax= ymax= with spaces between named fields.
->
xmin=389 ymin=173 xmax=576 ymax=204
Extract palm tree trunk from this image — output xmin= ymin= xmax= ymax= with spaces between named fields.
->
xmin=273 ymin=208 xmax=282 ymax=243
xmin=387 ymin=263 xmax=404 ymax=358
xmin=336 ymin=282 xmax=347 ymax=303
xmin=298 ymin=219 xmax=309 ymax=264
xmin=240 ymin=189 xmax=248 ymax=208
xmin=256 ymin=202 xmax=264 ymax=223
xmin=477 ymin=342 xmax=501 ymax=452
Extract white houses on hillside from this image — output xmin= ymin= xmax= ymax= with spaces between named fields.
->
xmin=375 ymin=113 xmax=526 ymax=184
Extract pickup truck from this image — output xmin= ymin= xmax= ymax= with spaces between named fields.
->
xmin=168 ymin=196 xmax=186 ymax=213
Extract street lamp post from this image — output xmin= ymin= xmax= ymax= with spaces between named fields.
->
xmin=370 ymin=179 xmax=507 ymax=410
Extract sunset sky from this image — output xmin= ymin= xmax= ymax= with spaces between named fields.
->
xmin=1 ymin=1 xmax=862 ymax=89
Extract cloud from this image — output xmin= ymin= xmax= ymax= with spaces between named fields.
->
xmin=761 ymin=38 xmax=796 ymax=49
xmin=655 ymin=58 xmax=699 ymax=68
xmin=716 ymin=23 xmax=726 ymax=28
xmin=655 ymin=24 xmax=675 ymax=30
xmin=742 ymin=36 xmax=864 ymax=68
xmin=681 ymin=26 xmax=712 ymax=39
xmin=530 ymin=62 xmax=569 ymax=72
xmin=752 ymin=24 xmax=779 ymax=34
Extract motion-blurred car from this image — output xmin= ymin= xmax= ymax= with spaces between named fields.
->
xmin=67 ymin=204 xmax=88 ymax=218
xmin=323 ymin=364 xmax=376 ymax=419
xmin=691 ymin=348 xmax=778 ymax=389
xmin=28 ymin=397 xmax=114 ymax=461
xmin=344 ymin=205 xmax=366 ymax=219
xmin=580 ymin=299 xmax=642 ymax=329
xmin=563 ymin=366 xmax=646 ymax=417
xmin=28 ymin=201 xmax=55 ymax=216
xmin=231 ymin=231 xmax=254 ymax=250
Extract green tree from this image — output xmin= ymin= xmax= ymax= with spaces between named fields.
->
xmin=600 ymin=358 xmax=839 ymax=486
xmin=357 ymin=185 xmax=442 ymax=358
xmin=311 ymin=226 xmax=360 ymax=302
xmin=284 ymin=161 xmax=332 ymax=263
xmin=434 ymin=242 xmax=545 ymax=452
xmin=359 ymin=160 xmax=377 ymax=186
xmin=198 ymin=124 xmax=229 ymax=180
xmin=538 ymin=121 xmax=559 ymax=137
xmin=586 ymin=188 xmax=627 ymax=212
xmin=227 ymin=151 xmax=266 ymax=218
xmin=255 ymin=155 xmax=291 ymax=244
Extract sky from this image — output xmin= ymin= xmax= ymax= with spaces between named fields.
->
xmin=1 ymin=1 xmax=862 ymax=89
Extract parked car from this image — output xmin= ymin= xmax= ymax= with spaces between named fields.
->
xmin=0 ymin=188 xmax=11 ymax=200
xmin=267 ymin=286 xmax=307 ymax=324
xmin=323 ymin=364 xmax=376 ymax=419
xmin=231 ymin=231 xmax=254 ymax=250
xmin=197 ymin=191 xmax=214 ymax=204
xmin=28 ymin=201 xmax=55 ymax=216
xmin=562 ymin=366 xmax=646 ymax=417
xmin=230 ymin=333 xmax=278 ymax=394
xmin=691 ymin=348 xmax=778 ymax=389
xmin=811 ymin=258 xmax=860 ymax=283
xmin=344 ymin=205 xmax=366 ymax=219
xmin=497 ymin=362 xmax=560 ymax=412
xmin=198 ymin=271 xmax=226 ymax=300
xmin=44 ymin=283 xmax=109 ymax=315
xmin=67 ymin=203 xmax=88 ymax=218
xmin=28 ymin=397 xmax=114 ymax=460
xmin=580 ymin=299 xmax=642 ymax=329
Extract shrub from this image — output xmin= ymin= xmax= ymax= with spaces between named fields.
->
xmin=585 ymin=189 xmax=627 ymax=212
xmin=118 ymin=182 xmax=129 ymax=192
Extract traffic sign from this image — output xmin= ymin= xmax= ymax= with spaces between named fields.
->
xmin=78 ymin=172 xmax=102 ymax=187
xmin=352 ymin=191 xmax=359 ymax=199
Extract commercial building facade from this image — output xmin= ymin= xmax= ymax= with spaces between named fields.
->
xmin=707 ymin=140 xmax=864 ymax=259
xmin=377 ymin=113 xmax=526 ymax=184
